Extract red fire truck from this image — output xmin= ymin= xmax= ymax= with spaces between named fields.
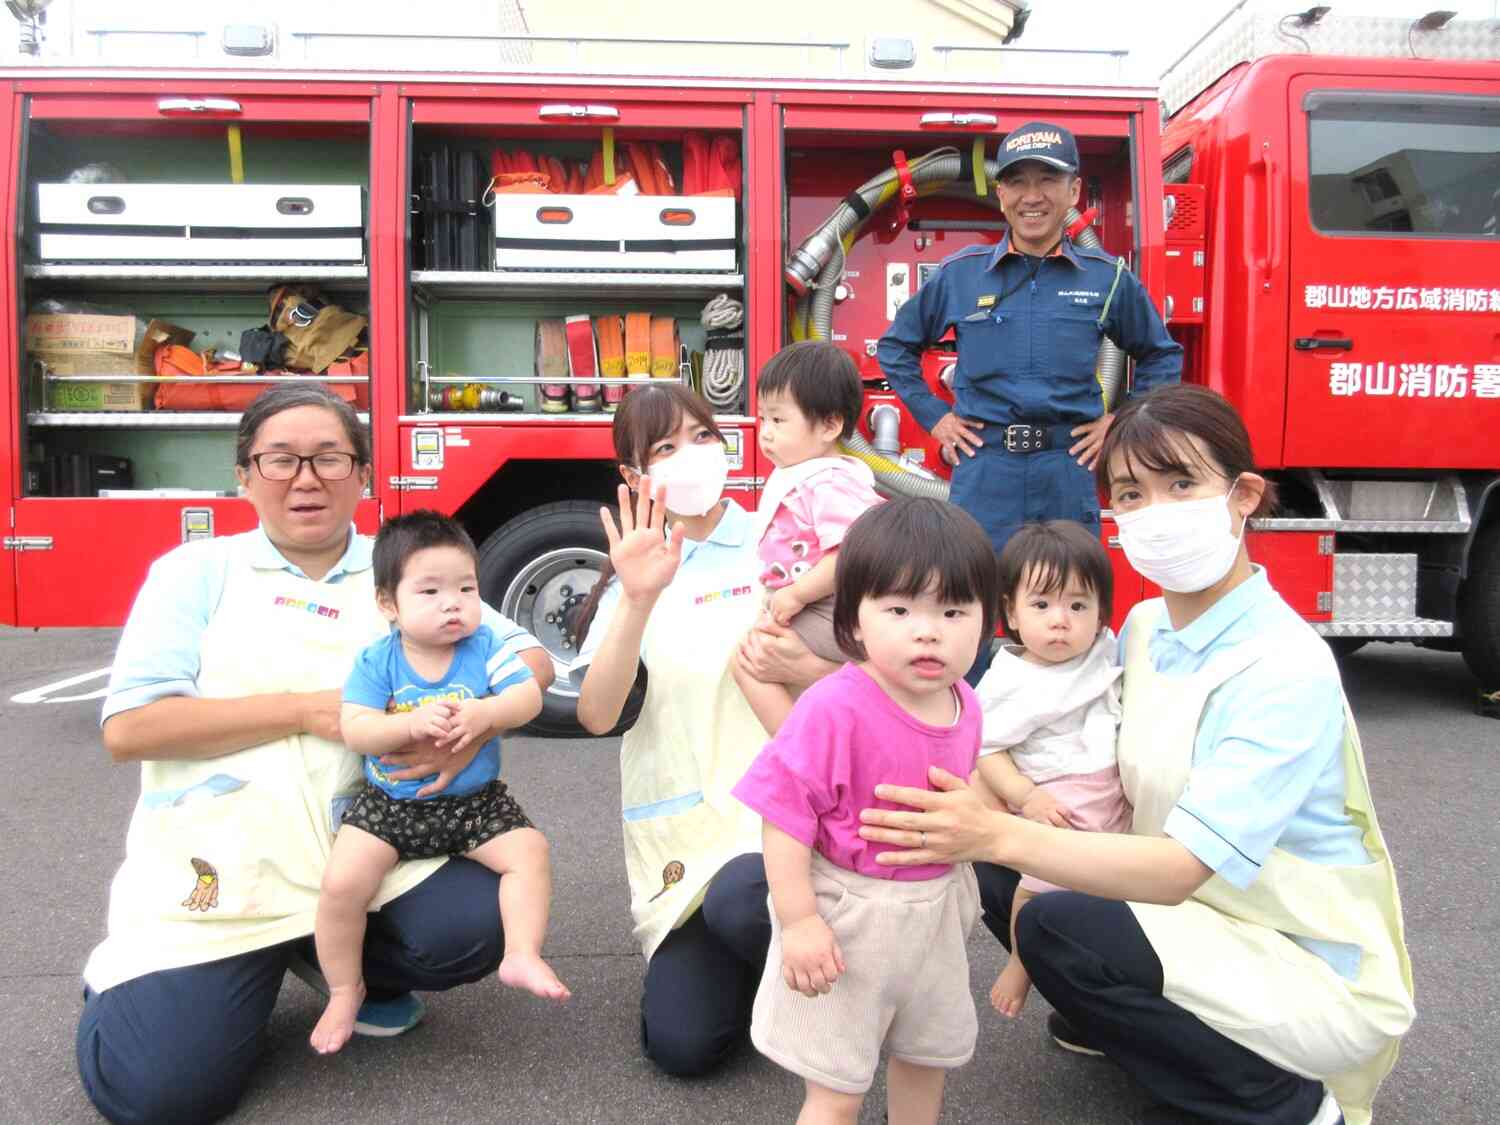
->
xmin=2 ymin=12 xmax=1496 ymax=731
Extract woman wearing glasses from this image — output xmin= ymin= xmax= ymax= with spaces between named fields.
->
xmin=75 ymin=384 xmax=554 ymax=1125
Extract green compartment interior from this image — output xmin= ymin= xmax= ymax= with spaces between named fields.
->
xmin=416 ymin=299 xmax=711 ymax=414
xmin=25 ymin=126 xmax=370 ymax=189
xmin=25 ymin=292 xmax=371 ymax=494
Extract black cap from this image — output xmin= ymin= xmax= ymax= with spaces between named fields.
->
xmin=996 ymin=122 xmax=1079 ymax=175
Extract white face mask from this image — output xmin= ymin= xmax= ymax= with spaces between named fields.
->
xmin=1114 ymin=485 xmax=1246 ymax=594
xmin=640 ymin=440 xmax=728 ymax=517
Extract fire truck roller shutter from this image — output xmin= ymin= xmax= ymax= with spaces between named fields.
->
xmin=477 ymin=500 xmax=645 ymax=738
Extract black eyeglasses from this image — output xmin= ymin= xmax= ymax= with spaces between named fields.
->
xmin=249 ymin=451 xmax=360 ymax=482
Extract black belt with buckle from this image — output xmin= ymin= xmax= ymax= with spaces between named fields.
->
xmin=1002 ymin=421 xmax=1077 ymax=454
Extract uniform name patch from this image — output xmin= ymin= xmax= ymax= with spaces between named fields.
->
xmin=694 ymin=584 xmax=754 ymax=606
xmin=273 ymin=595 xmax=341 ymax=619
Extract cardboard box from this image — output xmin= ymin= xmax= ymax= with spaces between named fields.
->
xmin=28 ymin=315 xmax=194 ymax=411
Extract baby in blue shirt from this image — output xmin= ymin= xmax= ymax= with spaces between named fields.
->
xmin=311 ymin=511 xmax=565 ymax=1055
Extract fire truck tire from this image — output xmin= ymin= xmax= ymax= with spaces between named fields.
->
xmin=476 ymin=502 xmax=644 ymax=738
xmin=1458 ymin=522 xmax=1500 ymax=688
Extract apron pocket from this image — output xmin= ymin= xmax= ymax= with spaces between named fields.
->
xmin=130 ymin=784 xmax=286 ymax=920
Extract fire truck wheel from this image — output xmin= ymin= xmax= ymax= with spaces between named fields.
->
xmin=477 ymin=501 xmax=645 ymax=738
xmin=1458 ymin=521 xmax=1500 ymax=689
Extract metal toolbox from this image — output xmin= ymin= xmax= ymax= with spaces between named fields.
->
xmin=33 ymin=183 xmax=365 ymax=262
xmin=492 ymin=194 xmax=737 ymax=272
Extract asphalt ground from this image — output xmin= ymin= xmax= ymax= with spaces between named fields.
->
xmin=1 ymin=625 xmax=1496 ymax=1125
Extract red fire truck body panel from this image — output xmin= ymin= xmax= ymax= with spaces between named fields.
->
xmin=1163 ymin=55 xmax=1500 ymax=471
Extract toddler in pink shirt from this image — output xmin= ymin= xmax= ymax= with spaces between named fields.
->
xmin=735 ymin=341 xmax=882 ymax=735
xmin=733 ymin=497 xmax=1001 ymax=1124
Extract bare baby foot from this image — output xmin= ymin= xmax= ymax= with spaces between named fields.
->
xmin=310 ymin=983 xmax=366 ymax=1054
xmin=498 ymin=952 xmax=571 ymax=1002
xmin=990 ymin=961 xmax=1031 ymax=1019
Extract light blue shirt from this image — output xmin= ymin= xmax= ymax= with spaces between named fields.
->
xmin=104 ymin=525 xmax=538 ymax=724
xmin=570 ymin=499 xmax=755 ymax=679
xmin=1121 ymin=567 xmax=1370 ymax=980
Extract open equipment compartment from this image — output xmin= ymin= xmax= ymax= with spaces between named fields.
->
xmin=404 ymin=87 xmax=749 ymax=422
xmin=10 ymin=85 xmax=378 ymax=625
xmin=777 ymin=95 xmax=1141 ymax=480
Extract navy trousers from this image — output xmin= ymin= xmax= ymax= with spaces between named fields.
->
xmin=640 ymin=852 xmax=771 ymax=1077
xmin=973 ymin=863 xmax=1328 ymax=1124
xmin=954 ymin=444 xmax=1102 ymax=684
xmin=76 ymin=857 xmax=505 ymax=1125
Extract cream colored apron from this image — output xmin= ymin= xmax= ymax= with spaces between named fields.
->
xmin=84 ymin=536 xmax=444 ymax=992
xmin=621 ymin=539 xmax=768 ymax=961
xmin=1117 ymin=602 xmax=1415 ymax=1125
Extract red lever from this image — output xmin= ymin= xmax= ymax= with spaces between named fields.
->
xmin=1066 ymin=206 xmax=1100 ymax=240
xmin=892 ymin=149 xmax=917 ymax=230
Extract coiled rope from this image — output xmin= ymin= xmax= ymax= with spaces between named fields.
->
xmin=700 ymin=293 xmax=745 ymax=412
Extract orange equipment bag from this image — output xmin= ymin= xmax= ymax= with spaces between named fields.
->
xmin=152 ymin=345 xmax=365 ymax=411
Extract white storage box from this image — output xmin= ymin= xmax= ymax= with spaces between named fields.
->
xmin=33 ymin=183 xmax=365 ymax=262
xmin=493 ymin=194 xmax=737 ymax=272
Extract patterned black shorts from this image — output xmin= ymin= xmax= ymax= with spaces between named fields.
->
xmin=340 ymin=779 xmax=535 ymax=860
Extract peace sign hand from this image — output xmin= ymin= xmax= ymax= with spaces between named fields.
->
xmin=600 ymin=478 xmax=687 ymax=604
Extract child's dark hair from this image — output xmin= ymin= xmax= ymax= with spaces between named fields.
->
xmin=996 ymin=521 xmax=1112 ymax=639
xmin=757 ymin=340 xmax=863 ymax=440
xmin=374 ymin=509 xmax=478 ymax=595
xmin=833 ymin=498 xmax=1001 ymax=662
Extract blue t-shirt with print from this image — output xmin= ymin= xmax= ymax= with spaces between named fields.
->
xmin=343 ymin=624 xmax=534 ymax=800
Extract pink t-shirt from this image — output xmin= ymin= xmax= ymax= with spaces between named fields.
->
xmin=732 ymin=663 xmax=982 ymax=880
xmin=759 ymin=462 xmax=882 ymax=590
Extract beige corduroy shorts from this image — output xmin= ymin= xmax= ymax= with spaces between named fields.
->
xmin=751 ymin=853 xmax=980 ymax=1094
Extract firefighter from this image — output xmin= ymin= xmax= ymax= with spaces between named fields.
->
xmin=877 ymin=120 xmax=1182 ymax=681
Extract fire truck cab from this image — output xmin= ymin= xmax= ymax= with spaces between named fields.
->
xmin=1157 ymin=7 xmax=1500 ymax=693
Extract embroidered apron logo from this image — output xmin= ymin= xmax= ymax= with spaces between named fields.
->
xmin=182 ymin=857 xmax=220 ymax=912
xmin=649 ymin=860 xmax=686 ymax=902
xmin=272 ymin=595 xmax=341 ymax=619
xmin=694 ymin=584 xmax=754 ymax=606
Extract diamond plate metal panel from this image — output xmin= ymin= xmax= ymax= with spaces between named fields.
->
xmin=1313 ymin=619 xmax=1453 ymax=639
xmin=1332 ymin=554 xmax=1416 ymax=620
xmin=1163 ymin=5 xmax=1500 ymax=116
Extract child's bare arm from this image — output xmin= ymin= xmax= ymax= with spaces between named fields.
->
xmin=768 ymin=552 xmax=839 ymax=626
xmin=442 ymin=677 xmax=545 ymax=755
xmin=976 ymin=751 xmax=1036 ymax=808
xmin=340 ymin=700 xmax=452 ymax=756
xmin=978 ymin=752 xmax=1072 ymax=827
xmin=764 ymin=822 xmax=845 ymax=996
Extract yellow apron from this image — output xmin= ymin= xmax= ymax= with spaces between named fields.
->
xmin=621 ymin=540 xmax=768 ymax=961
xmin=84 ymin=535 xmax=444 ymax=992
xmin=1117 ymin=601 xmax=1415 ymax=1125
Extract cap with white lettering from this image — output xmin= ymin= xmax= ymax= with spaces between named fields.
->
xmin=996 ymin=121 xmax=1079 ymax=175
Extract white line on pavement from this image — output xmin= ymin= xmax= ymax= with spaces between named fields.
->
xmin=10 ymin=667 xmax=112 ymax=704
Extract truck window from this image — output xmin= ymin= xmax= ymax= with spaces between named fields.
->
xmin=1305 ymin=92 xmax=1500 ymax=239
xmin=1163 ymin=146 xmax=1192 ymax=185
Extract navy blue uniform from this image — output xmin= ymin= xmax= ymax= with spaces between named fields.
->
xmin=877 ymin=235 xmax=1182 ymax=552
